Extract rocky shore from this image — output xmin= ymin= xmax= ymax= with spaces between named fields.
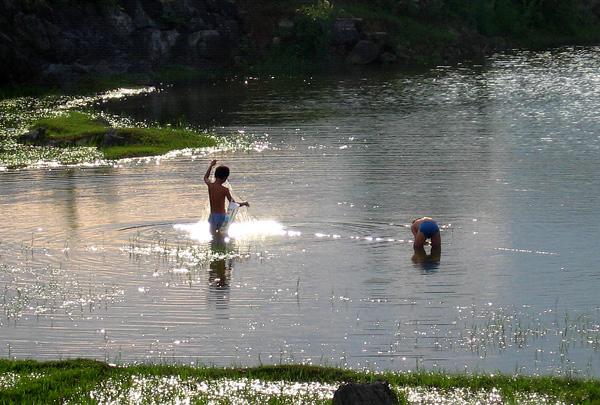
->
xmin=2 ymin=0 xmax=600 ymax=87
xmin=0 ymin=0 xmax=240 ymax=86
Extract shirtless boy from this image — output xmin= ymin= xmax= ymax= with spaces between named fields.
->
xmin=204 ymin=160 xmax=249 ymax=235
xmin=411 ymin=217 xmax=441 ymax=248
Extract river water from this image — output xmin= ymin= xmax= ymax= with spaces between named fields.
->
xmin=1 ymin=47 xmax=600 ymax=376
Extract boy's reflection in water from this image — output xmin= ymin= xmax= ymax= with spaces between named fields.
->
xmin=412 ymin=245 xmax=441 ymax=273
xmin=208 ymin=238 xmax=233 ymax=312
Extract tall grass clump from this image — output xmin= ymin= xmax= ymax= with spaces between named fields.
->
xmin=0 ymin=359 xmax=112 ymax=404
xmin=294 ymin=1 xmax=337 ymax=59
xmin=254 ymin=0 xmax=341 ymax=72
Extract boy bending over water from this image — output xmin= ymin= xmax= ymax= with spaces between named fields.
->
xmin=411 ymin=217 xmax=441 ymax=248
xmin=204 ymin=160 xmax=249 ymax=235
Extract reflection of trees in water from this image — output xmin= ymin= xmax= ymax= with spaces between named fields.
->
xmin=412 ymin=245 xmax=441 ymax=273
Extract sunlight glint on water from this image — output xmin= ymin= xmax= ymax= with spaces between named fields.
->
xmin=174 ymin=219 xmax=298 ymax=243
xmin=1 ymin=47 xmax=600 ymax=376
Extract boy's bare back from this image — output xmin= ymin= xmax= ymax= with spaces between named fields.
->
xmin=206 ymin=182 xmax=231 ymax=214
xmin=204 ymin=160 xmax=232 ymax=215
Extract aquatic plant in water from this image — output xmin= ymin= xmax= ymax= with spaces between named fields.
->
xmin=1 ymin=259 xmax=124 ymax=322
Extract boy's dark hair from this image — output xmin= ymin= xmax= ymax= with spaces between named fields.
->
xmin=215 ymin=165 xmax=230 ymax=179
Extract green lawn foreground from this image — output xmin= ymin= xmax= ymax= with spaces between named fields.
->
xmin=1 ymin=359 xmax=599 ymax=404
xmin=18 ymin=111 xmax=217 ymax=160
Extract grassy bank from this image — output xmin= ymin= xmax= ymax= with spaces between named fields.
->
xmin=20 ymin=111 xmax=217 ymax=160
xmin=1 ymin=359 xmax=599 ymax=404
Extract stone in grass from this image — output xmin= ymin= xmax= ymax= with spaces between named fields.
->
xmin=332 ymin=381 xmax=399 ymax=405
xmin=18 ymin=127 xmax=46 ymax=144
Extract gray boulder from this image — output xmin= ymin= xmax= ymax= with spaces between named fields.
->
xmin=102 ymin=129 xmax=127 ymax=147
xmin=142 ymin=28 xmax=180 ymax=61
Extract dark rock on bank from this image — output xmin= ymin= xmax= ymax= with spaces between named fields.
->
xmin=346 ymin=40 xmax=381 ymax=65
xmin=332 ymin=18 xmax=362 ymax=51
xmin=102 ymin=128 xmax=128 ymax=147
xmin=18 ymin=128 xmax=47 ymax=144
xmin=332 ymin=381 xmax=399 ymax=405
xmin=332 ymin=18 xmax=397 ymax=65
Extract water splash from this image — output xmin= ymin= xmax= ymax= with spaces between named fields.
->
xmin=175 ymin=219 xmax=299 ymax=243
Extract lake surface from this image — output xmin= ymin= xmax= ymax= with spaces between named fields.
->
xmin=1 ymin=47 xmax=600 ymax=376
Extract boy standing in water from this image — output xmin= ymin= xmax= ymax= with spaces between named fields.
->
xmin=204 ymin=160 xmax=249 ymax=235
xmin=411 ymin=217 xmax=441 ymax=248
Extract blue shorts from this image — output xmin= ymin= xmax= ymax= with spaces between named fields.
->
xmin=419 ymin=221 xmax=440 ymax=238
xmin=208 ymin=213 xmax=226 ymax=230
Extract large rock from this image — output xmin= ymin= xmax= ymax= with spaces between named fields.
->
xmin=346 ymin=40 xmax=381 ymax=64
xmin=368 ymin=32 xmax=392 ymax=49
xmin=143 ymin=28 xmax=180 ymax=61
xmin=332 ymin=18 xmax=362 ymax=48
xmin=191 ymin=29 xmax=227 ymax=59
xmin=332 ymin=381 xmax=399 ymax=405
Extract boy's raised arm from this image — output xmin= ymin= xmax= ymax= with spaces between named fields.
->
xmin=204 ymin=159 xmax=217 ymax=185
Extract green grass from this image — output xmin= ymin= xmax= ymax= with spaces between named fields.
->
xmin=1 ymin=359 xmax=600 ymax=404
xmin=24 ymin=111 xmax=217 ymax=160
xmin=0 ymin=359 xmax=112 ymax=404
xmin=31 ymin=111 xmax=108 ymax=142
xmin=101 ymin=126 xmax=217 ymax=159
